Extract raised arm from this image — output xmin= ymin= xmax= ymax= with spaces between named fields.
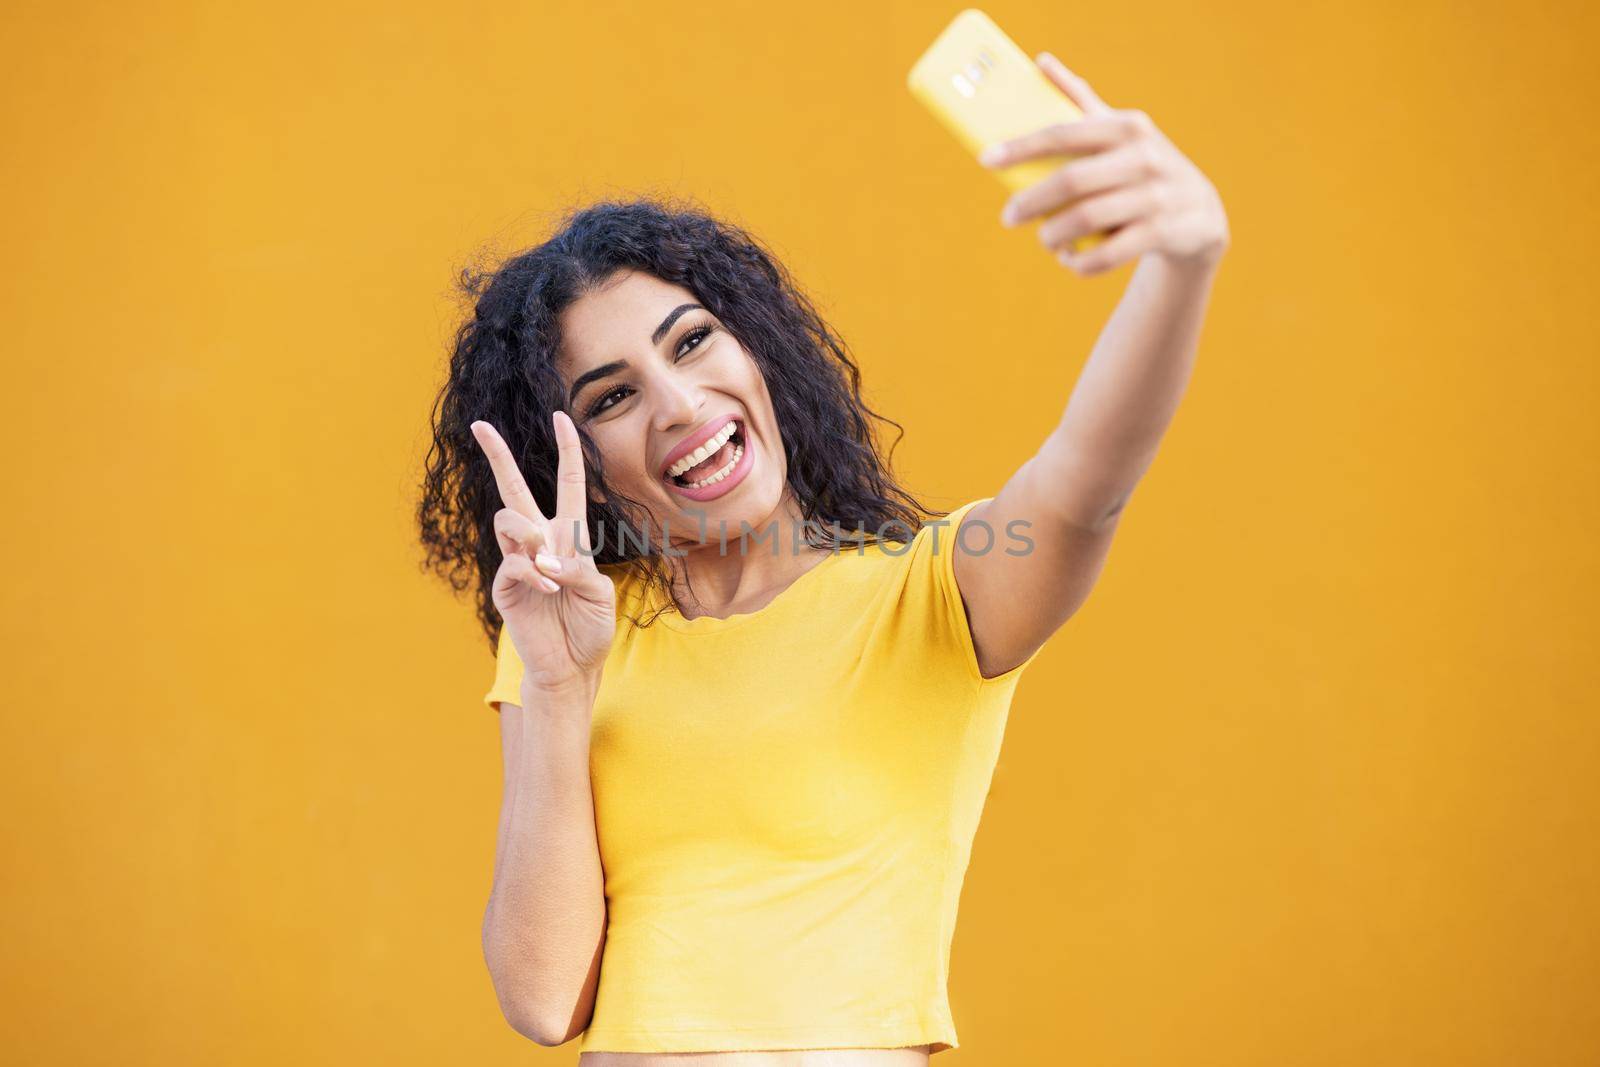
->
xmin=471 ymin=412 xmax=617 ymax=1044
xmin=484 ymin=680 xmax=607 ymax=1046
xmin=954 ymin=53 xmax=1231 ymax=679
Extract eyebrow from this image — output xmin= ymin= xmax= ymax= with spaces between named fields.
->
xmin=567 ymin=303 xmax=705 ymax=407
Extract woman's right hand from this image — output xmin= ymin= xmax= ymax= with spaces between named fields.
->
xmin=470 ymin=411 xmax=616 ymax=696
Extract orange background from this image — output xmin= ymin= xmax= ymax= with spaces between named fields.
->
xmin=5 ymin=1 xmax=1597 ymax=1063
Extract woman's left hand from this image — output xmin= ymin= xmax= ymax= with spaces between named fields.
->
xmin=979 ymin=52 xmax=1230 ymax=276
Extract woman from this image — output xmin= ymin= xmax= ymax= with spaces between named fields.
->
xmin=418 ymin=56 xmax=1228 ymax=1065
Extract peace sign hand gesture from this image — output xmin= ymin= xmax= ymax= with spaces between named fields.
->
xmin=470 ymin=411 xmax=616 ymax=697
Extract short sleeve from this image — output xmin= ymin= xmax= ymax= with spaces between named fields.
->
xmin=903 ymin=497 xmax=1044 ymax=687
xmin=482 ymin=622 xmax=526 ymax=712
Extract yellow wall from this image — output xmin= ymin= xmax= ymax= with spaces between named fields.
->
xmin=4 ymin=1 xmax=1596 ymax=1063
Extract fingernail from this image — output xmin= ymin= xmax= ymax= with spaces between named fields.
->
xmin=539 ymin=576 xmax=560 ymax=593
xmin=534 ymin=553 xmax=561 ymax=575
xmin=978 ymin=144 xmax=1005 ymax=167
xmin=1001 ymin=205 xmax=1019 ymax=227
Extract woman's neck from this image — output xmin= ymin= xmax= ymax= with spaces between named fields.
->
xmin=666 ymin=492 xmax=833 ymax=620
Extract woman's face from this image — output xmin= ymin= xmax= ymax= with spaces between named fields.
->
xmin=555 ymin=270 xmax=789 ymax=547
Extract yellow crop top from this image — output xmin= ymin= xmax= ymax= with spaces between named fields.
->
xmin=481 ymin=497 xmax=1042 ymax=1054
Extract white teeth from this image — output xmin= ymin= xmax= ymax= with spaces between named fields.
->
xmin=666 ymin=420 xmax=739 ymax=478
xmin=679 ymin=443 xmax=743 ymax=489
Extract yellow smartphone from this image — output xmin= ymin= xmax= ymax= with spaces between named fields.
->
xmin=907 ymin=8 xmax=1105 ymax=254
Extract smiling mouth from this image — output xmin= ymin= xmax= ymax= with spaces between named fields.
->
xmin=664 ymin=419 xmax=746 ymax=490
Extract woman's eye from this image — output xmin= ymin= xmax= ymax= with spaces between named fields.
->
xmin=676 ymin=324 xmax=716 ymax=359
xmin=586 ymin=326 xmax=716 ymax=417
xmin=589 ymin=386 xmax=631 ymax=417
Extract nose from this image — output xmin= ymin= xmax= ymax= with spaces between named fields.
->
xmin=651 ymin=369 xmax=705 ymax=434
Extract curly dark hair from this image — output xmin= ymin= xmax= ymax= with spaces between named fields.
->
xmin=417 ymin=195 xmax=934 ymax=652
